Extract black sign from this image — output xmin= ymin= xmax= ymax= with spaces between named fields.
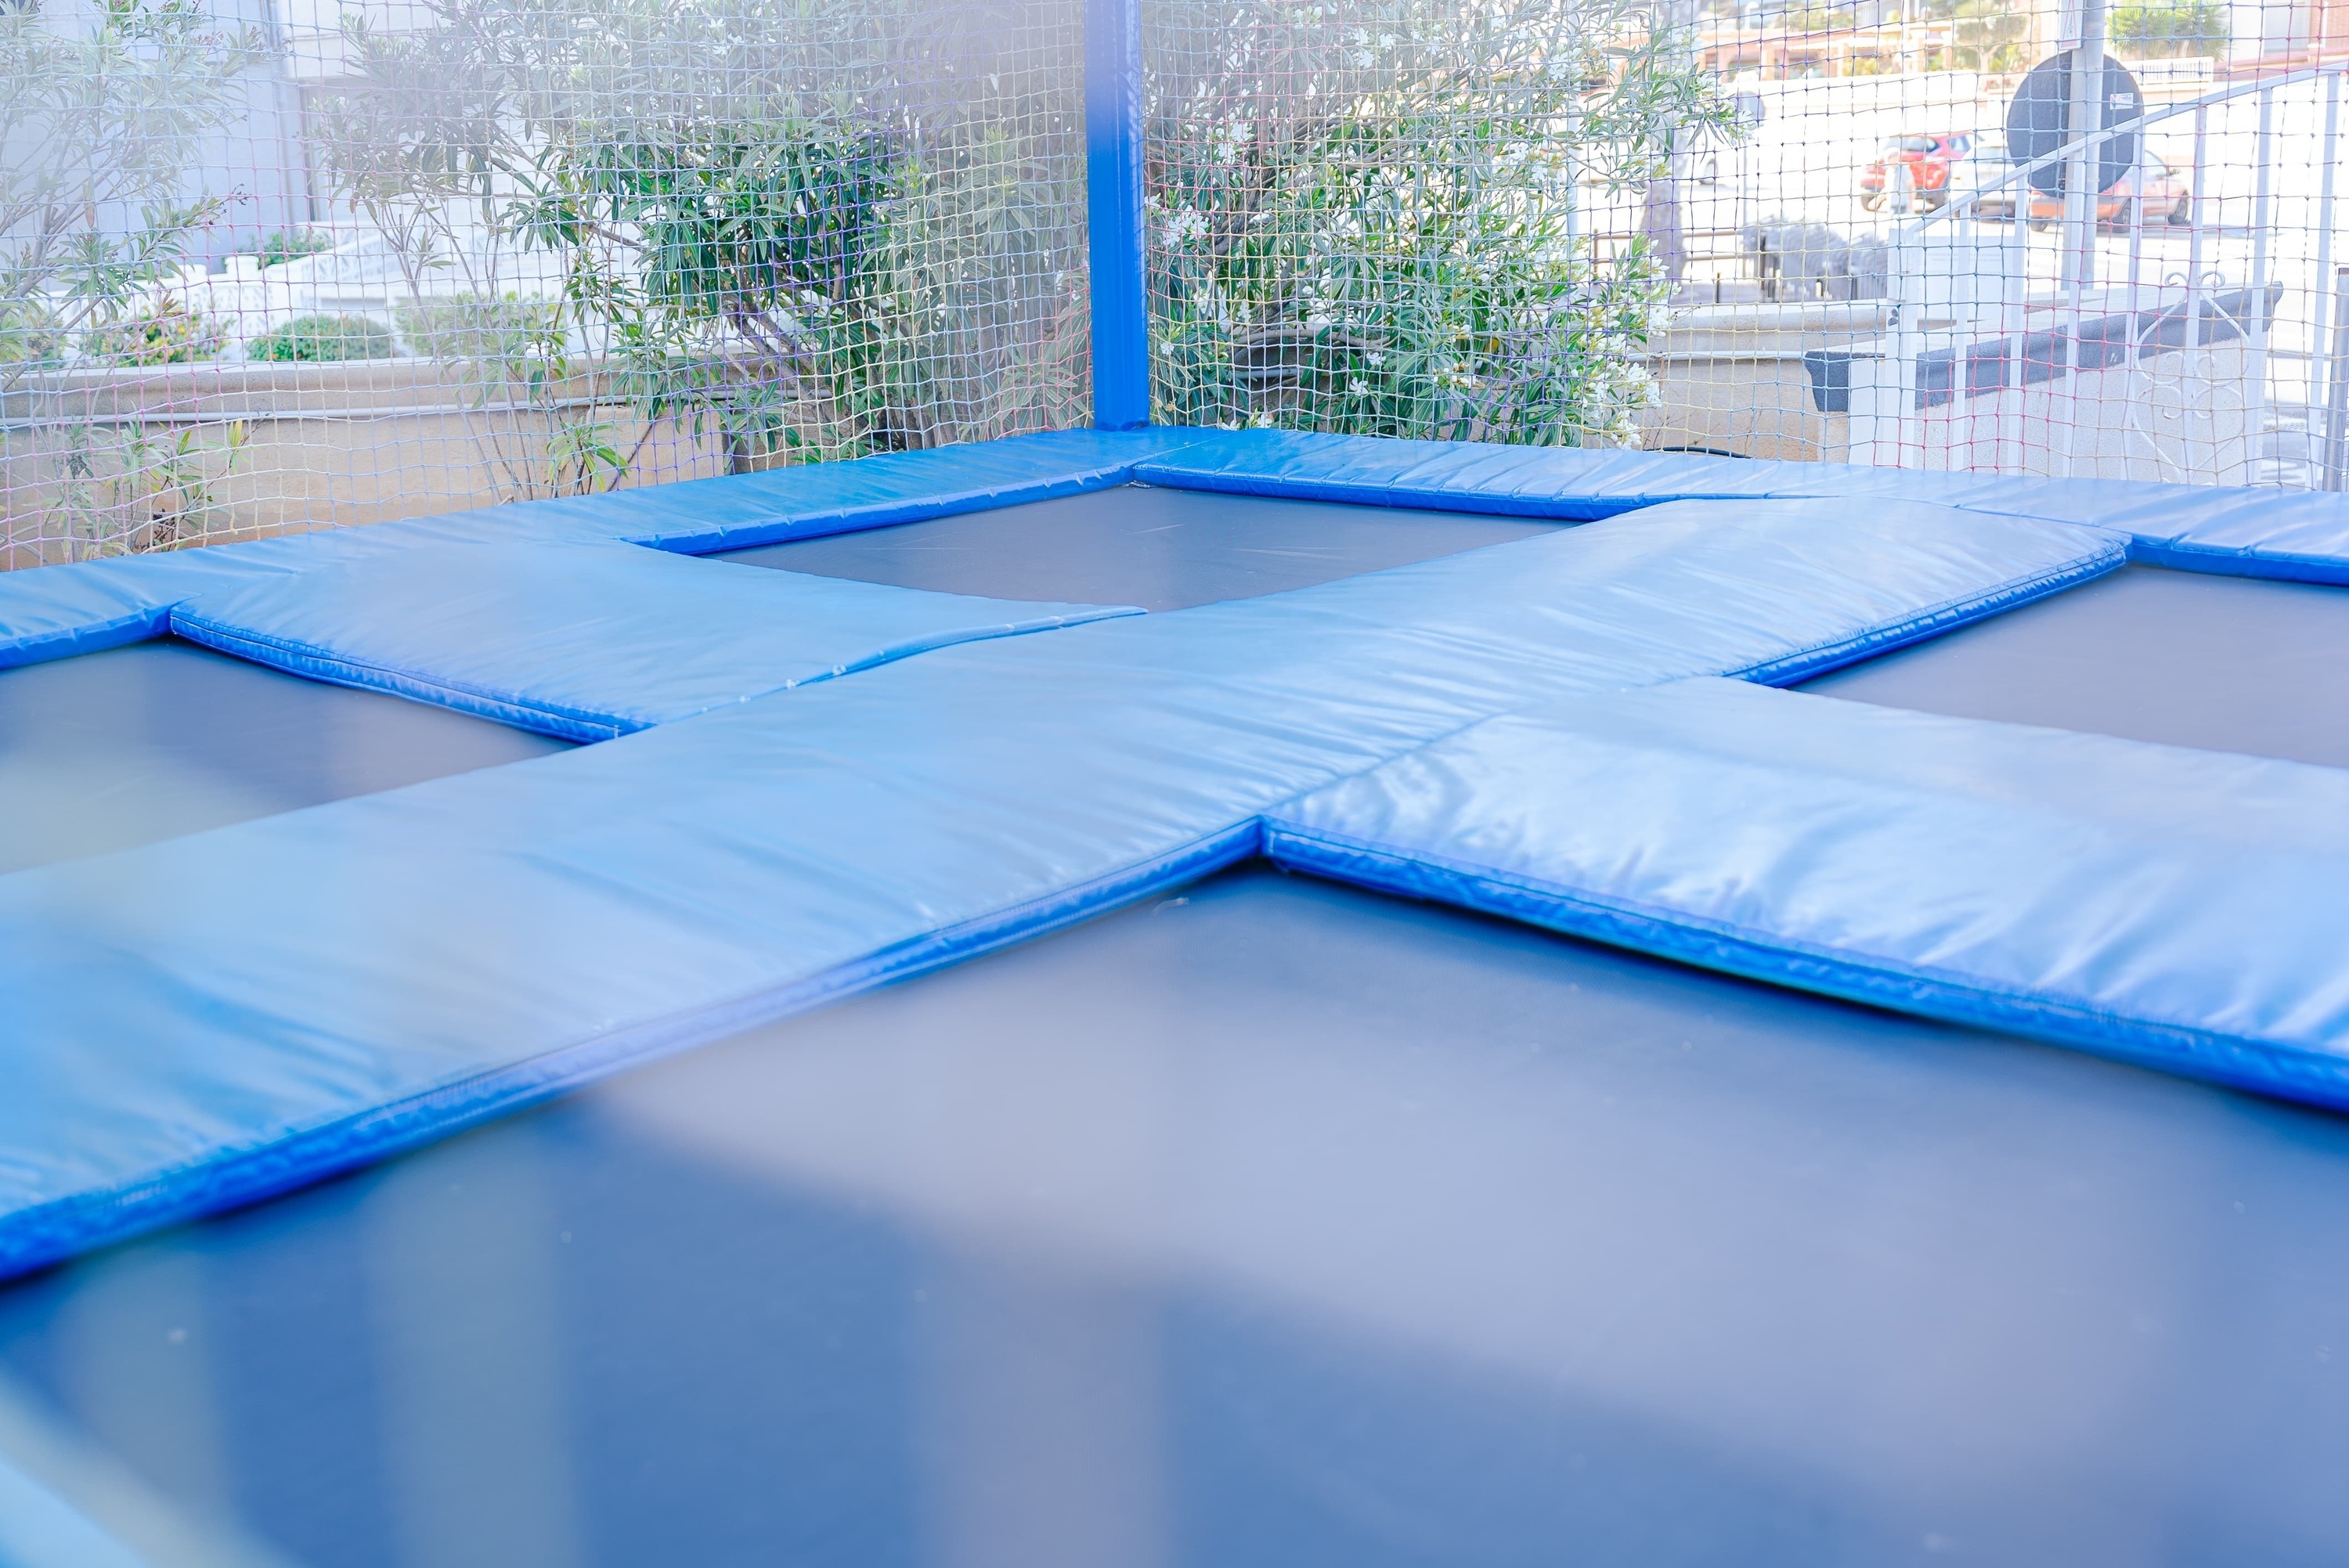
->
xmin=2005 ymin=51 xmax=2144 ymax=196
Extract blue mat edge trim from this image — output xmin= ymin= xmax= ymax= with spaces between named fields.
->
xmin=170 ymin=612 xmax=636 ymax=742
xmin=1130 ymin=456 xmax=1665 ymax=521
xmin=632 ymin=461 xmax=1144 ymax=553
xmin=0 ymin=430 xmax=1209 ymax=672
xmin=2127 ymin=538 xmax=2349 ymax=586
xmin=11 ymin=431 xmax=2336 ymax=677
xmin=1258 ymin=820 xmax=2349 ymax=1115
xmin=0 ymin=607 xmax=175 ymax=671
xmin=0 ymin=820 xmax=1264 ymax=1281
xmin=1731 ymin=539 xmax=2129 ymax=685
xmin=1134 ymin=431 xmax=2349 ymax=586
xmin=168 ymin=599 xmax=1151 ymax=743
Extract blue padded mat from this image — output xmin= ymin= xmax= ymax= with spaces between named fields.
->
xmin=1133 ymin=428 xmax=1791 ymax=517
xmin=0 ymin=429 xmax=1207 ymax=671
xmin=0 ymin=499 xmax=2120 ymax=1276
xmin=8 ymin=426 xmax=2329 ymax=680
xmin=1265 ymin=677 xmax=2349 ymax=1109
xmin=170 ymin=540 xmax=1140 ymax=741
xmin=1135 ymin=429 xmax=2349 ymax=584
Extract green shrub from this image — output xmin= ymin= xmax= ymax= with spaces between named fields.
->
xmin=245 ymin=312 xmax=395 ymax=362
xmin=246 ymin=229 xmax=336 ymax=268
xmin=2111 ymin=0 xmax=2228 ymax=58
xmin=392 ymin=294 xmax=562 ymax=362
xmin=1146 ymin=0 xmax=1734 ymax=448
xmin=0 ymin=305 xmax=63 ymax=365
xmin=79 ymin=297 xmax=226 ymax=366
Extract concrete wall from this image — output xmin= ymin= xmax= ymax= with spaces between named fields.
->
xmin=1 ymin=362 xmax=733 ymax=569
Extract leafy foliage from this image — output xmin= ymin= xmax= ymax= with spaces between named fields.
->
xmin=307 ymin=0 xmax=1088 ymax=485
xmin=79 ymin=295 xmax=226 ymax=366
xmin=2110 ymin=0 xmax=2227 ymax=59
xmin=393 ymin=294 xmax=563 ymax=361
xmin=1893 ymin=0 xmax=2032 ymax=74
xmin=0 ymin=0 xmax=260 ymax=554
xmin=247 ymin=229 xmax=337 ymax=269
xmin=1146 ymin=0 xmax=1734 ymax=446
xmin=0 ymin=307 xmax=63 ymax=366
xmin=245 ymin=313 xmax=398 ymax=362
xmin=0 ymin=0 xmax=260 ymax=388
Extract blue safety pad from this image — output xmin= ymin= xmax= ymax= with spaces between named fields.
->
xmin=441 ymin=425 xmax=1217 ymax=556
xmin=1747 ymin=466 xmax=2349 ymax=584
xmin=1135 ymin=428 xmax=1797 ymax=518
xmin=0 ymin=429 xmax=1210 ymax=673
xmin=0 ymin=499 xmax=2120 ymax=1276
xmin=1264 ymin=677 xmax=2349 ymax=1110
xmin=169 ymin=540 xmax=1142 ymax=741
xmin=1986 ymin=489 xmax=2349 ymax=586
xmin=0 ymin=546 xmax=312 ymax=669
xmin=1136 ymin=429 xmax=2349 ymax=585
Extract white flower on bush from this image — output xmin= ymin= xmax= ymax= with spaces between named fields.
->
xmin=1161 ymin=207 xmax=1209 ymax=251
xmin=1211 ymin=118 xmax=1254 ymax=167
xmin=1348 ymin=377 xmax=1369 ymax=396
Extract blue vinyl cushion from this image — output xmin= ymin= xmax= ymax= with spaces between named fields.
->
xmin=1135 ymin=429 xmax=2349 ymax=584
xmin=1265 ymin=677 xmax=2349 ymax=1108
xmin=170 ymin=540 xmax=1141 ymax=741
xmin=6 ymin=425 xmax=2337 ymax=676
xmin=0 ymin=498 xmax=2122 ymax=1276
xmin=0 ymin=428 xmax=1211 ymax=672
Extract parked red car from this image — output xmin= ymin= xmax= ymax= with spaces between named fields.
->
xmin=1860 ymin=132 xmax=1978 ymax=211
xmin=1970 ymin=148 xmax=2196 ymax=228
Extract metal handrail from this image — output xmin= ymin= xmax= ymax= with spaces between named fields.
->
xmin=1907 ymin=59 xmax=2349 ymax=234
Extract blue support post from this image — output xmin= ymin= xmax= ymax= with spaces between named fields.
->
xmin=1086 ymin=0 xmax=1150 ymax=429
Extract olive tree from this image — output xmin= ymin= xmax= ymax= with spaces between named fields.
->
xmin=1146 ymin=0 xmax=1734 ymax=445
xmin=309 ymin=0 xmax=1087 ymax=486
xmin=0 ymin=0 xmax=260 ymax=386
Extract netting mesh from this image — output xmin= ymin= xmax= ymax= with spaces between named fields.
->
xmin=5 ymin=0 xmax=2347 ymax=568
xmin=1142 ymin=0 xmax=2344 ymax=491
xmin=2 ymin=0 xmax=1086 ymax=565
xmin=1142 ymin=0 xmax=1712 ymax=445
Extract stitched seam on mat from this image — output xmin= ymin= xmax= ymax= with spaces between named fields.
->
xmin=1727 ymin=542 xmax=2127 ymax=686
xmin=171 ymin=613 xmax=633 ymax=737
xmin=1260 ymin=820 xmax=2339 ymax=1078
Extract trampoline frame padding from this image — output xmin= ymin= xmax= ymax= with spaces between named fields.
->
xmin=1137 ymin=429 xmax=2349 ymax=585
xmin=1265 ymin=678 xmax=2349 ymax=1110
xmin=13 ymin=423 xmax=2349 ymax=677
xmin=0 ymin=497 xmax=2118 ymax=1278
xmin=170 ymin=540 xmax=1140 ymax=741
xmin=0 ymin=428 xmax=1203 ymax=671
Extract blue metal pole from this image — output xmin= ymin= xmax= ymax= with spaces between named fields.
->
xmin=1086 ymin=0 xmax=1151 ymax=428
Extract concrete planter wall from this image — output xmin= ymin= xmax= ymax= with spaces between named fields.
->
xmin=1 ymin=360 xmax=736 ymax=570
xmin=1642 ymin=302 xmax=1891 ymax=459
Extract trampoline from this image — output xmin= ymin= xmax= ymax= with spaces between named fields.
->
xmin=3 ymin=432 xmax=2349 ymax=1566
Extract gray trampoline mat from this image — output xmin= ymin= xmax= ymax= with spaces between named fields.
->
xmin=5 ymin=498 xmax=2348 ymax=1566
xmin=717 ymin=482 xmax=1559 ymax=610
xmin=1801 ymin=562 xmax=2349 ymax=768
xmin=0 ymin=638 xmax=568 ymax=877
xmin=1 ymin=863 xmax=2343 ymax=1566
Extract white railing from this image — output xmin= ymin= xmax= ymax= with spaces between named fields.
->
xmin=1879 ymin=61 xmax=2349 ymax=488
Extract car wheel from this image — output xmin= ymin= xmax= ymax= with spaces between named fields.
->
xmin=2168 ymin=196 xmax=2194 ymax=225
xmin=1860 ymin=193 xmax=1886 ymax=212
